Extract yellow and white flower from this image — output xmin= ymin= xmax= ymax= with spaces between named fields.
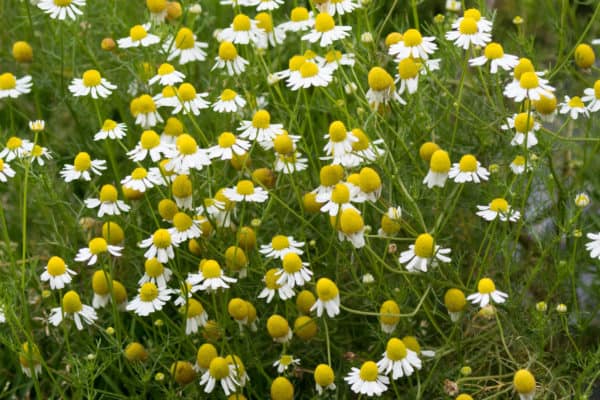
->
xmin=94 ymin=119 xmax=127 ymax=141
xmin=311 ymin=277 xmax=340 ymax=318
xmin=510 ymin=155 xmax=529 ymax=175
xmin=218 ymin=13 xmax=265 ymax=45
xmin=121 ymin=167 xmax=166 ymax=192
xmin=138 ymin=229 xmax=177 ymax=263
xmin=273 ymin=355 xmax=300 ymax=373
xmin=200 ymin=357 xmax=240 ymax=396
xmin=320 ymin=182 xmax=359 ymax=216
xmin=0 ymin=158 xmax=16 ymax=182
xmin=323 ymin=120 xmax=358 ymax=158
xmin=258 ymin=268 xmax=295 ymax=303
xmin=255 ymin=12 xmax=286 ymax=48
xmin=183 ymin=298 xmax=208 ymax=334
xmin=448 ymin=154 xmax=490 ymax=183
xmin=582 ymin=80 xmax=600 ymax=112
xmin=37 ymin=0 xmax=85 ymax=20
xmin=452 ymin=8 xmax=493 ymax=33
xmin=377 ymin=338 xmax=422 ymax=379
xmin=212 ymin=42 xmax=249 ymax=76
xmin=84 ymin=184 xmax=130 ymax=217
xmin=389 ymin=29 xmax=437 ymax=61
xmin=171 ymin=83 xmax=210 ymax=116
xmin=238 ymin=109 xmax=283 ymax=144
xmin=0 ymin=72 xmax=32 ymax=99
xmin=559 ymin=95 xmax=589 ymax=119
xmin=275 ymin=253 xmax=313 ymax=289
xmin=504 ymin=71 xmax=555 ymax=102
xmin=173 ymin=279 xmax=202 ymax=306
xmin=469 ymin=42 xmax=519 ymax=73
xmin=398 ymin=233 xmax=451 ymax=273
xmin=127 ymin=130 xmax=169 ymax=162
xmin=278 ymin=7 xmax=314 ymax=32
xmin=423 ymin=149 xmax=451 ymax=188
xmin=302 ymin=12 xmax=351 ymax=47
xmin=344 ymin=361 xmax=389 ymax=397
xmin=321 ymin=50 xmax=355 ymax=72
xmin=208 ymin=132 xmax=250 ymax=160
xmin=260 ymin=235 xmax=304 ymax=259
xmin=75 ymin=237 xmax=123 ymax=266
xmin=501 ymin=112 xmax=540 ymax=148
xmin=163 ymin=27 xmax=208 ymax=64
xmin=49 ymin=290 xmax=97 ymax=330
xmin=0 ymin=136 xmax=33 ymax=161
xmin=165 ymin=134 xmax=211 ymax=174
xmin=585 ymin=232 xmax=600 ymax=259
xmin=287 ymin=60 xmax=333 ymax=90
xmin=126 ymin=282 xmax=173 ymax=316
xmin=60 ymin=152 xmax=106 ymax=182
xmin=40 ymin=256 xmax=76 ymax=290
xmin=476 ymin=198 xmax=521 ymax=222
xmin=188 ymin=259 xmax=238 ymax=292
xmin=314 ymin=364 xmax=336 ymax=394
xmin=445 ymin=16 xmax=491 ymax=49
xmin=169 ymin=211 xmax=202 ymax=243
xmin=212 ymin=89 xmax=246 ymax=113
xmin=467 ymin=278 xmax=508 ymax=307
xmin=118 ymin=24 xmax=160 ymax=48
xmin=68 ymin=69 xmax=116 ymax=99
xmin=223 ymin=180 xmax=269 ymax=203
xmin=139 ymin=258 xmax=173 ymax=288
xmin=131 ymin=94 xmax=163 ymax=128
xmin=275 ymin=152 xmax=308 ymax=174
xmin=366 ymin=67 xmax=405 ymax=109
xmin=148 ymin=63 xmax=185 ymax=86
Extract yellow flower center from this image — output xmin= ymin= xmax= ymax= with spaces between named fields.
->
xmin=403 ymin=29 xmax=423 ymax=46
xmin=145 ymin=258 xmax=164 ymax=277
xmin=594 ymin=80 xmax=600 ymax=98
xmin=7 ymin=136 xmax=22 ymax=150
xmin=220 ymin=89 xmax=237 ymax=101
xmin=217 ymin=132 xmax=236 ymax=148
xmin=533 ymin=95 xmax=557 ymax=114
xmin=314 ymin=364 xmax=334 ymax=386
xmin=47 ymin=256 xmax=67 ymax=276
xmin=82 ymin=70 xmax=101 ymax=87
xmin=264 ymin=268 xmax=282 ymax=289
xmin=173 ymin=212 xmax=193 ymax=232
xmin=140 ymin=130 xmax=160 ymax=149
xmin=282 ymin=253 xmax=303 ymax=273
xmin=267 ymin=315 xmax=289 ymax=338
xmin=54 ymin=0 xmax=72 ymax=5
xmin=314 ymin=13 xmax=335 ymax=32
xmin=152 ymin=229 xmax=171 ymax=248
xmin=73 ymin=152 xmax=92 ymax=172
xmin=89 ymin=237 xmax=108 ymax=254
xmin=164 ymin=117 xmax=183 ymax=137
xmin=130 ymin=167 xmax=148 ymax=180
xmin=489 ymin=198 xmax=509 ymax=213
xmin=137 ymin=94 xmax=157 ymax=113
xmin=290 ymin=6 xmax=309 ymax=22
xmin=458 ymin=17 xmax=478 ymax=34
xmin=414 ymin=233 xmax=434 ymax=258
xmin=325 ymin=50 xmax=342 ymax=64
xmin=458 ymin=154 xmax=478 ymax=172
xmin=273 ymin=134 xmax=294 ymax=154
xmin=92 ymin=270 xmax=110 ymax=294
xmin=288 ymin=55 xmax=306 ymax=71
xmin=147 ymin=0 xmax=166 ymax=12
xmin=402 ymin=336 xmax=420 ymax=353
xmin=320 ymin=164 xmax=344 ymax=186
xmin=316 ymin=278 xmax=338 ymax=301
xmin=62 ymin=291 xmax=83 ymax=313
xmin=519 ymin=72 xmax=539 ymax=90
xmin=102 ymin=119 xmax=117 ymax=131
xmin=172 ymin=175 xmax=192 ymax=197
xmin=139 ymin=282 xmax=159 ymax=301
xmin=328 ymin=121 xmax=348 ymax=142
xmin=271 ymin=377 xmax=294 ymax=399
xmin=175 ymin=27 xmax=195 ymax=49
xmin=187 ymin=299 xmax=204 ymax=317
xmin=513 ymin=113 xmax=535 ymax=132
xmin=124 ymin=342 xmax=148 ymax=362
xmin=380 ymin=300 xmax=400 ymax=325
xmin=385 ymin=32 xmax=403 ymax=47
xmin=513 ymin=58 xmax=534 ymax=80
xmin=304 ymin=49 xmax=318 ymax=60
xmin=196 ymin=344 xmax=218 ymax=369
xmin=161 ymin=86 xmax=176 ymax=98
xmin=157 ymin=63 xmax=175 ymax=76
xmin=232 ymin=14 xmax=251 ymax=31
xmin=464 ymin=8 xmax=481 ymax=21
xmin=359 ymin=361 xmax=379 ymax=382
xmin=0 ymin=73 xmax=17 ymax=90
xmin=236 ymin=180 xmax=255 ymax=195
xmin=512 ymin=155 xmax=525 ymax=166
xmin=252 ymin=110 xmax=271 ymax=129
xmin=299 ymin=61 xmax=319 ymax=78
xmin=331 ymin=183 xmax=350 ymax=204
xmin=201 ymin=260 xmax=222 ymax=278
xmin=398 ymin=58 xmax=419 ymax=80
xmin=351 ymin=129 xmax=369 ymax=151
xmin=444 ymin=288 xmax=466 ymax=312
xmin=484 ymin=42 xmax=504 ymax=59
xmin=31 ymin=145 xmax=43 ymax=157
xmin=176 ymin=134 xmax=198 ymax=155
xmin=513 ymin=370 xmax=536 ymax=394
xmin=130 ymin=25 xmax=148 ymax=41
xmin=574 ymin=43 xmax=595 ymax=68
xmin=218 ymin=41 xmax=238 ymax=61
xmin=340 ymin=209 xmax=363 ymax=234
xmin=177 ymin=83 xmax=197 ymax=102
xmin=227 ymin=298 xmax=248 ymax=320
xmin=368 ymin=67 xmax=393 ymax=91
xmin=429 ymin=150 xmax=451 ymax=173
xmin=568 ymin=96 xmax=584 ymax=108
xmin=99 ymin=184 xmax=118 ymax=202
xmin=255 ymin=12 xmax=273 ymax=32
xmin=386 ymin=338 xmax=408 ymax=361
xmin=359 ymin=167 xmax=381 ymax=193
xmin=0 ymin=159 xmax=5 ymax=171
xmin=477 ymin=277 xmax=496 ymax=294
xmin=271 ymin=235 xmax=290 ymax=250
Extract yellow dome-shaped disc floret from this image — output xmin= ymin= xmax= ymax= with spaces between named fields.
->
xmin=225 ymin=246 xmax=247 ymax=271
xmin=227 ymin=298 xmax=248 ymax=321
xmin=12 ymin=41 xmax=33 ymax=63
xmin=484 ymin=42 xmax=504 ymax=59
xmin=314 ymin=364 xmax=334 ymax=387
xmin=386 ymin=338 xmax=408 ymax=360
xmin=403 ymin=29 xmax=423 ymax=46
xmin=158 ymin=198 xmax=179 ymax=221
xmin=519 ymin=72 xmax=540 ymax=90
xmin=513 ymin=58 xmax=534 ymax=80
xmin=340 ymin=209 xmax=364 ymax=234
xmin=296 ymin=290 xmax=316 ymax=314
xmin=172 ymin=175 xmax=192 ymax=198
xmin=359 ymin=167 xmax=381 ymax=193
xmin=489 ymin=198 xmax=509 ymax=213
xmin=201 ymin=259 xmax=223 ymax=278
xmin=62 ymin=290 xmax=83 ymax=313
xmin=145 ymin=258 xmax=164 ymax=278
xmin=513 ymin=369 xmax=536 ymax=395
xmin=73 ymin=152 xmax=92 ymax=172
xmin=477 ymin=277 xmax=496 ymax=294
xmin=380 ymin=299 xmax=400 ymax=326
xmin=398 ymin=58 xmax=419 ymax=79
xmin=170 ymin=361 xmax=196 ymax=385
xmin=271 ymin=376 xmax=294 ymax=400
xmin=252 ymin=109 xmax=271 ymax=129
xmin=140 ymin=282 xmax=159 ymax=301
xmin=513 ymin=113 xmax=536 ymax=132
xmin=290 ymin=7 xmax=309 ymax=21
xmin=533 ymin=95 xmax=557 ymax=115
xmin=152 ymin=229 xmax=172 ymax=248
xmin=82 ymin=69 xmax=102 ymax=87
xmin=267 ymin=314 xmax=290 ymax=339
xmin=413 ymin=233 xmax=434 ymax=258
xmin=273 ymin=134 xmax=294 ymax=154
xmin=574 ymin=44 xmax=595 ymax=69
xmin=129 ymin=25 xmax=148 ymax=41
xmin=124 ymin=342 xmax=149 ymax=362
xmin=319 ymin=164 xmax=344 ymax=186
xmin=47 ymin=256 xmax=67 ymax=276
xmin=385 ymin=32 xmax=403 ymax=47
xmin=175 ymin=27 xmax=195 ymax=49
xmin=429 ymin=150 xmax=451 ymax=173
xmin=92 ymin=270 xmax=110 ymax=295
xmin=314 ymin=12 xmax=335 ymax=32
xmin=444 ymin=288 xmax=466 ymax=312
xmin=368 ymin=67 xmax=394 ymax=91
xmin=458 ymin=154 xmax=478 ymax=172
xmin=196 ymin=343 xmax=218 ymax=370
xmin=282 ymin=253 xmax=303 ymax=273
xmin=232 ymin=14 xmax=251 ymax=31
xmin=294 ymin=315 xmax=318 ymax=340
xmin=359 ymin=361 xmax=380 ymax=382
xmin=99 ymin=184 xmax=118 ymax=203
xmin=146 ymin=0 xmax=167 ymax=12
xmin=237 ymin=226 xmax=256 ymax=250
xmin=419 ymin=141 xmax=440 ymax=162
xmin=316 ymin=277 xmax=338 ymax=301
xmin=298 ymin=60 xmax=318 ymax=77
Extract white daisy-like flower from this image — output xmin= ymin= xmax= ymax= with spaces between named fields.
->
xmin=302 ymin=12 xmax=351 ymax=47
xmin=377 ymin=338 xmax=422 ymax=380
xmin=316 ymin=0 xmax=359 ymax=15
xmin=148 ymin=63 xmax=185 ymax=86
xmin=223 ymin=180 xmax=269 ymax=203
xmin=310 ymin=278 xmax=341 ymax=318
xmin=200 ymin=357 xmax=240 ymax=396
xmin=127 ymin=129 xmax=170 ymax=162
xmin=120 ymin=167 xmax=166 ymax=192
xmin=510 ymin=155 xmax=530 ymax=175
xmin=278 ymin=7 xmax=314 ymax=32
xmin=321 ymin=50 xmax=355 ymax=72
xmin=273 ymin=355 xmax=300 ymax=374
xmin=212 ymin=89 xmax=246 ymax=113
xmin=160 ymin=117 xmax=184 ymax=145
xmin=336 ymin=208 xmax=366 ymax=248
xmin=173 ymin=279 xmax=202 ymax=307
xmin=0 ymin=73 xmax=32 ymax=99
xmin=423 ymin=149 xmax=451 ymax=189
xmin=275 ymin=253 xmax=313 ymax=289
xmin=126 ymin=282 xmax=172 ymax=316
xmin=378 ymin=206 xmax=403 ymax=236
xmin=350 ymin=168 xmax=383 ymax=203
xmin=275 ymin=152 xmax=308 ymax=174
xmin=84 ymin=184 xmax=130 ymax=217
xmin=582 ymin=80 xmax=600 ymax=112
xmin=344 ymin=361 xmax=389 ymax=397
xmin=467 ymin=278 xmax=508 ymax=307
xmin=319 ymin=182 xmax=360 ymax=216
xmin=165 ymin=134 xmax=211 ymax=174
xmin=37 ymin=0 xmax=84 ymax=20
xmin=117 ymin=24 xmax=160 ymax=48
xmin=0 ymin=136 xmax=33 ymax=161
xmin=314 ymin=364 xmax=336 ymax=395
xmin=254 ymin=12 xmax=286 ymax=49
xmin=131 ymin=94 xmax=163 ymax=129
xmin=168 ymin=211 xmax=202 ymax=243
xmin=338 ymin=129 xmax=384 ymax=168
xmin=49 ymin=291 xmax=97 ymax=330
xmin=448 ymin=154 xmax=490 ymax=183
xmin=153 ymin=86 xmax=179 ymax=109
xmin=260 ymin=235 xmax=304 ymax=260
xmin=75 ymin=237 xmax=122 ymax=266
xmin=452 ymin=8 xmax=493 ymax=33
xmin=212 ymin=41 xmax=249 ymax=76
xmin=389 ymin=29 xmax=438 ymax=61
xmin=504 ymin=71 xmax=555 ymax=102
xmin=138 ymin=229 xmax=177 ymax=263
xmin=274 ymin=54 xmax=308 ymax=81
xmin=188 ymin=259 xmax=238 ymax=292
xmin=208 ymin=132 xmax=250 ymax=160
xmin=399 ymin=233 xmax=451 ymax=273
xmin=27 ymin=144 xmax=52 ymax=166
xmin=218 ymin=13 xmax=265 ymax=46
xmin=139 ymin=258 xmax=173 ymax=288
xmin=323 ymin=120 xmax=358 ymax=158
xmin=40 ymin=256 xmax=76 ymax=290
xmin=559 ymin=95 xmax=589 ymax=119
xmin=258 ymin=268 xmax=295 ymax=303
xmin=171 ymin=83 xmax=210 ymax=116
xmin=501 ymin=112 xmax=540 ymax=148
xmin=476 ymin=198 xmax=521 ymax=222
xmin=585 ymin=232 xmax=600 ymax=259
xmin=445 ymin=16 xmax=491 ymax=49
xmin=94 ymin=119 xmax=127 ymax=141
xmin=183 ymin=298 xmax=209 ymax=334
xmin=163 ymin=27 xmax=208 ymax=64
xmin=60 ymin=152 xmax=106 ymax=182
xmin=0 ymin=158 xmax=16 ymax=182
xmin=68 ymin=69 xmax=116 ymax=99
xmin=366 ymin=67 xmax=406 ymax=110
xmin=196 ymin=196 xmax=232 ymax=228
xmin=469 ymin=42 xmax=519 ymax=73
xmin=256 ymin=0 xmax=283 ymax=10
xmin=238 ymin=109 xmax=284 ymax=144
xmin=171 ymin=174 xmax=194 ymax=210
xmin=286 ymin=60 xmax=333 ymax=90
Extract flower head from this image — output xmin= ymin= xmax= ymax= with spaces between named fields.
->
xmin=467 ymin=278 xmax=508 ymax=307
xmin=310 ymin=277 xmax=340 ymax=318
xmin=37 ymin=0 xmax=85 ymax=20
xmin=69 ymin=69 xmax=116 ymax=99
xmin=344 ymin=361 xmax=389 ymax=397
xmin=49 ymin=290 xmax=97 ymax=330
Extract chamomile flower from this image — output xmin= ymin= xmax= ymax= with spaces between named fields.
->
xmin=0 ymin=158 xmax=16 ymax=182
xmin=582 ymin=80 xmax=600 ymax=112
xmin=60 ymin=152 xmax=106 ymax=182
xmin=163 ymin=27 xmax=208 ymax=64
xmin=0 ymin=72 xmax=32 ymax=99
xmin=445 ymin=16 xmax=491 ymax=49
xmin=132 ymin=94 xmax=163 ymax=129
xmin=195 ymin=343 xmax=218 ymax=373
xmin=320 ymin=182 xmax=359 ymax=216
xmin=238 ymin=109 xmax=283 ymax=144
xmin=127 ymin=130 xmax=169 ymax=162
xmin=513 ymin=369 xmax=536 ymax=400
xmin=402 ymin=336 xmax=436 ymax=359
xmin=121 ymin=167 xmax=166 ymax=192
xmin=273 ymin=355 xmax=300 ymax=373
xmin=169 ymin=211 xmax=202 ymax=242
xmin=208 ymin=132 xmax=250 ymax=160
xmin=212 ymin=89 xmax=247 ymax=113
xmin=219 ymin=13 xmax=264 ymax=45
xmin=258 ymin=268 xmax=295 ymax=303
xmin=504 ymin=71 xmax=555 ymax=102
xmin=379 ymin=300 xmax=401 ymax=333
xmin=559 ymin=95 xmax=589 ymax=119
xmin=278 ymin=7 xmax=314 ymax=32
xmin=316 ymin=0 xmax=359 ymax=15
xmin=171 ymin=83 xmax=210 ymax=116
xmin=366 ymin=67 xmax=405 ymax=109
xmin=448 ymin=154 xmax=490 ymax=183
xmin=40 ymin=256 xmax=76 ymax=290
xmin=267 ymin=314 xmax=293 ymax=343
xmin=173 ymin=279 xmax=202 ymax=306
xmin=161 ymin=117 xmax=184 ymax=144
xmin=260 ymin=235 xmax=304 ymax=259
xmin=509 ymin=155 xmax=529 ymax=174
xmin=423 ymin=149 xmax=451 ymax=188
xmin=314 ymin=364 xmax=336 ymax=394
xmin=84 ymin=184 xmax=130 ymax=217
xmin=94 ymin=119 xmax=127 ymax=141
xmin=275 ymin=55 xmax=307 ymax=81
xmin=344 ymin=361 xmax=389 ymax=397
xmin=139 ymin=258 xmax=173 ymax=288
xmin=321 ymin=50 xmax=355 ymax=72
xmin=183 ymin=298 xmax=208 ymax=334
xmin=172 ymin=174 xmax=194 ymax=209
xmin=256 ymin=0 xmax=283 ymax=10
xmin=585 ymin=232 xmax=600 ymax=259
xmin=533 ymin=93 xmax=558 ymax=122
xmin=188 ymin=259 xmax=238 ymax=292
xmin=378 ymin=207 xmax=403 ymax=236
xmin=303 ymin=13 xmax=351 ymax=47
xmin=501 ymin=112 xmax=540 ymax=148
xmin=75 ymin=237 xmax=123 ymax=266
xmin=139 ymin=229 xmax=177 ymax=263
xmin=324 ymin=121 xmax=358 ymax=158
xmin=275 ymin=152 xmax=308 ymax=174
xmin=311 ymin=277 xmax=340 ymax=318
xmin=227 ymin=298 xmax=251 ymax=330
xmin=223 ymin=180 xmax=269 ymax=203
xmin=444 ymin=288 xmax=467 ymax=322
xmin=165 ymin=133 xmax=211 ymax=174
xmin=394 ymin=57 xmax=422 ymax=95
xmin=148 ymin=63 xmax=185 ymax=86
xmin=287 ymin=60 xmax=333 ymax=90
xmin=68 ymin=69 xmax=116 ymax=99
xmin=153 ymin=86 xmax=179 ymax=108
xmin=467 ymin=278 xmax=508 ymax=307
xmin=377 ymin=338 xmax=422 ymax=380
xmin=91 ymin=270 xmax=111 ymax=308
xmin=469 ymin=42 xmax=519 ymax=73
xmin=212 ymin=42 xmax=249 ymax=76
xmin=255 ymin=12 xmax=286 ymax=48
xmin=336 ymin=208 xmax=366 ymax=248
xmin=49 ymin=290 xmax=97 ymax=330
xmin=399 ymin=233 xmax=451 ymax=273
xmin=118 ymin=24 xmax=160 ymax=48
xmin=276 ymin=253 xmax=313 ymax=289
xmin=476 ymin=198 xmax=521 ymax=222
xmin=37 ymin=0 xmax=84 ymax=20
xmin=389 ymin=29 xmax=437 ymax=60
xmin=0 ymin=137 xmax=33 ymax=161
xmin=200 ymin=357 xmax=240 ymax=396
xmin=337 ymin=128 xmax=384 ymax=168
xmin=19 ymin=342 xmax=42 ymax=377
xmin=146 ymin=0 xmax=168 ymax=22
xmin=127 ymin=282 xmax=172 ymax=316
xmin=354 ymin=167 xmax=382 ymax=202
